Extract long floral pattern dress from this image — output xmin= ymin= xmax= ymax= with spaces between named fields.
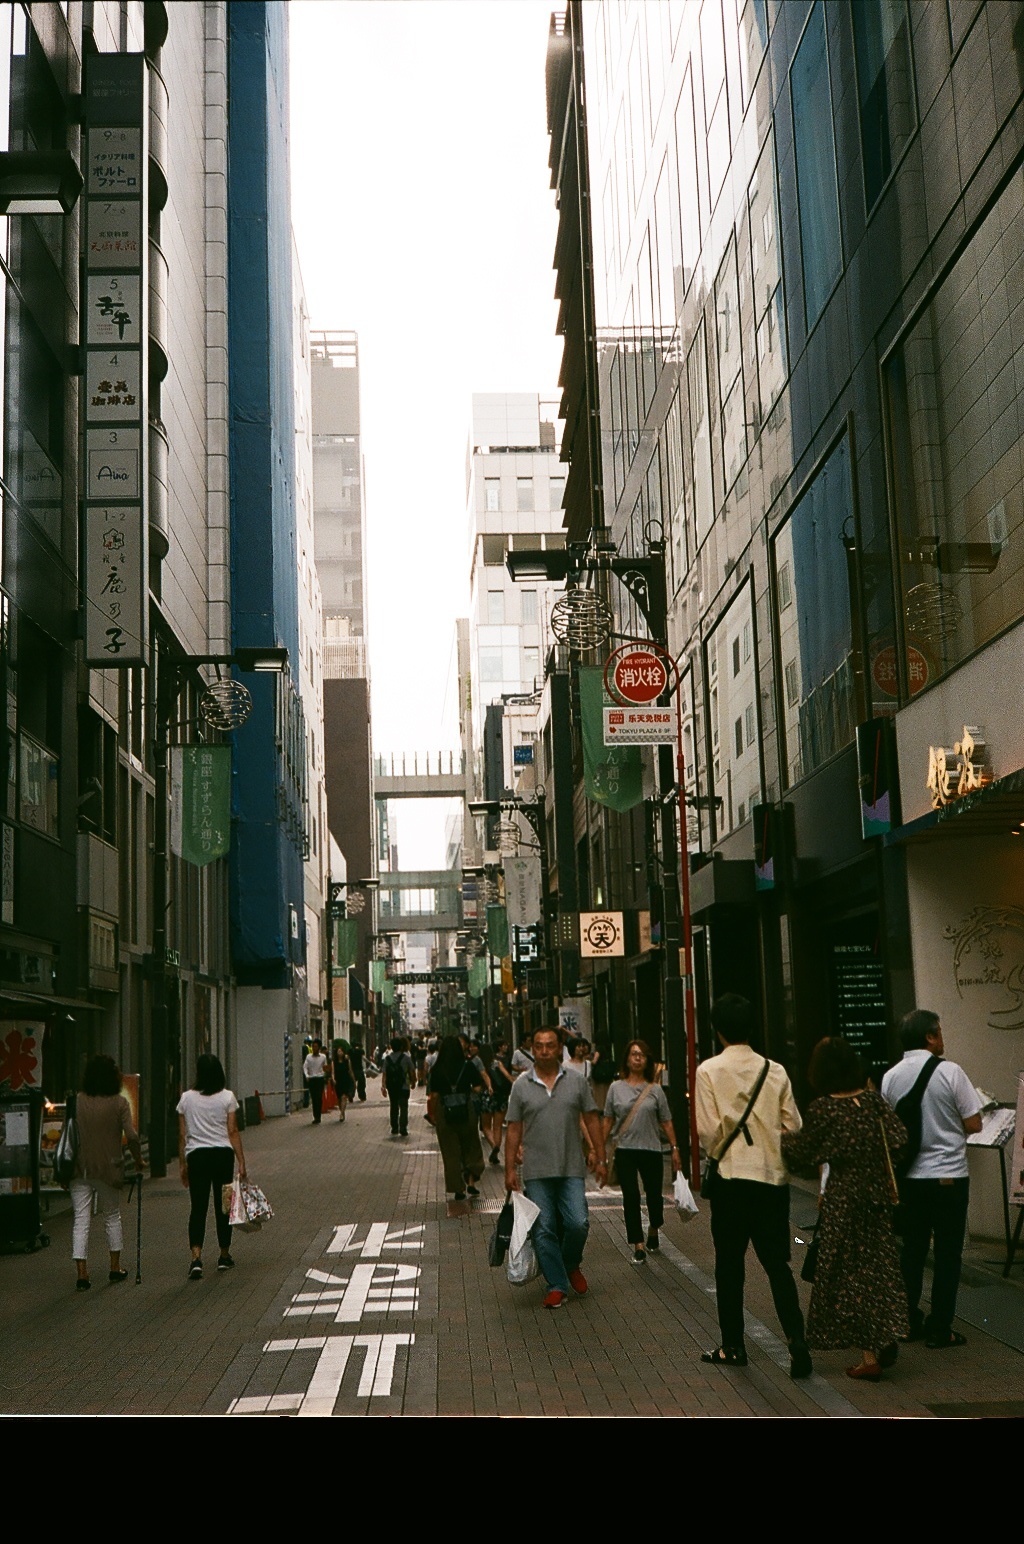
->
xmin=782 ymin=1092 xmax=909 ymax=1351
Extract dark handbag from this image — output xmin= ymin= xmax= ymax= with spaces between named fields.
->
xmin=700 ymin=1058 xmax=771 ymax=1198
xmin=488 ymin=1192 xmax=515 ymax=1267
xmin=439 ymin=1062 xmax=472 ymax=1124
xmin=54 ymin=1094 xmax=79 ymax=1188
xmin=800 ymin=1230 xmax=819 ymax=1283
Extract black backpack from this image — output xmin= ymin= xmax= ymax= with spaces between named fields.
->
xmin=892 ymin=1056 xmax=941 ymax=1180
xmin=384 ymin=1053 xmax=408 ymax=1093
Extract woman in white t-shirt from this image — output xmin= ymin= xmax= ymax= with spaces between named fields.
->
xmin=177 ymin=1054 xmax=246 ymax=1281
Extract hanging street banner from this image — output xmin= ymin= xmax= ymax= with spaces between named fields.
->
xmin=487 ymin=903 xmax=509 ymax=959
xmin=169 ymin=745 xmax=230 ymax=866
xmin=370 ymin=960 xmax=388 ymax=993
xmin=334 ymin=918 xmax=359 ymax=975
xmin=604 ymin=705 xmax=678 ymax=745
xmin=503 ymin=856 xmax=542 ymax=926
xmin=467 ymin=957 xmax=489 ymax=999
xmin=579 ymin=911 xmax=625 ymax=958
xmin=580 ymin=667 xmax=644 ymax=813
xmin=82 ymin=53 xmax=149 ymax=666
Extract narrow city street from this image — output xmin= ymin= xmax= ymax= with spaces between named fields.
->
xmin=4 ymin=1088 xmax=1021 ymax=1419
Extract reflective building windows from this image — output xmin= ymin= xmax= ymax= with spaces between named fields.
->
xmin=886 ymin=173 xmax=1024 ymax=693
xmin=790 ymin=2 xmax=842 ymax=329
xmin=852 ymin=0 xmax=916 ymax=211
xmin=772 ymin=435 xmax=858 ymax=787
xmin=748 ymin=132 xmax=786 ymax=419
xmin=705 ymin=579 xmax=760 ymax=835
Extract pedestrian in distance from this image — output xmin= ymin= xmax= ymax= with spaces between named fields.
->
xmin=331 ymin=1039 xmax=355 ymax=1122
xmin=349 ymin=1041 xmax=367 ymax=1102
xmin=484 ymin=1036 xmax=515 ymax=1164
xmin=69 ymin=1055 xmax=144 ymax=1292
xmin=603 ymin=1040 xmax=680 ymax=1265
xmin=880 ymin=1009 xmax=983 ymax=1349
xmin=694 ymin=993 xmax=812 ymax=1379
xmin=504 ymin=1024 xmax=607 ymax=1309
xmin=782 ymin=1037 xmax=909 ymax=1381
xmin=427 ymin=1035 xmax=486 ymax=1201
xmin=177 ymin=1053 xmax=247 ymax=1280
xmin=381 ymin=1036 xmax=414 ymax=1136
xmin=303 ymin=1039 xmax=329 ymax=1124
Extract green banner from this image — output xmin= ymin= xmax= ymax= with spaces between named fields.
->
xmin=370 ymin=959 xmax=387 ymax=992
xmin=467 ymin=956 xmax=488 ymax=999
xmin=170 ymin=744 xmax=231 ymax=867
xmin=381 ymin=979 xmax=395 ymax=1006
xmin=334 ymin=917 xmax=358 ymax=974
xmin=579 ymin=665 xmax=644 ymax=812
xmin=487 ymin=904 xmax=509 ymax=959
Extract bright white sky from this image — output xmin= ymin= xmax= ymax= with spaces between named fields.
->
xmin=290 ymin=0 xmax=562 ymax=866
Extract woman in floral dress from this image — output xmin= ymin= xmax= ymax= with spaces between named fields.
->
xmin=782 ymin=1037 xmax=909 ymax=1381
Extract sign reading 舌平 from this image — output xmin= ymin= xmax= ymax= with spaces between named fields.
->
xmin=579 ymin=911 xmax=625 ymax=958
xmin=169 ymin=745 xmax=231 ymax=867
xmin=81 ymin=55 xmax=148 ymax=668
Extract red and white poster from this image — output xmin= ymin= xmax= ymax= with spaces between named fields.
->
xmin=0 ymin=1022 xmax=44 ymax=1091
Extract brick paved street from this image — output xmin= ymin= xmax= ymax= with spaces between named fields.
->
xmin=3 ymin=1086 xmax=1022 ymax=1418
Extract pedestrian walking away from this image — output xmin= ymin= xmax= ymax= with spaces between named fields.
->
xmin=782 ymin=1037 xmax=909 ymax=1381
xmin=484 ymin=1037 xmax=515 ymax=1164
xmin=603 ymin=1040 xmax=680 ymax=1264
xmin=331 ymin=1040 xmax=356 ymax=1122
xmin=349 ymin=1042 xmax=367 ymax=1102
xmin=303 ymin=1040 xmax=329 ymax=1124
xmin=695 ymin=993 xmax=811 ymax=1379
xmin=427 ymin=1036 xmax=485 ymax=1201
xmin=504 ymin=1025 xmax=607 ymax=1309
xmin=177 ymin=1054 xmax=247 ymax=1279
xmin=68 ymin=1055 xmax=144 ymax=1292
xmin=381 ymin=1036 xmax=414 ymax=1136
xmin=880 ymin=1009 xmax=983 ymax=1349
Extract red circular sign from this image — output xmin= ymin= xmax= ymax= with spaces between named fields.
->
xmin=872 ymin=645 xmax=929 ymax=699
xmin=610 ymin=648 xmax=669 ymax=704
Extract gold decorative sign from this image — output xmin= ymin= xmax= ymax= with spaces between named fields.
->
xmin=926 ymin=725 xmax=989 ymax=809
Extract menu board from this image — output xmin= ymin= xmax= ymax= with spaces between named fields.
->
xmin=831 ymin=943 xmax=889 ymax=1070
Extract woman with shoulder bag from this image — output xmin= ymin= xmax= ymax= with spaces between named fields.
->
xmin=782 ymin=1037 xmax=909 ymax=1381
xmin=602 ymin=1040 xmax=680 ymax=1264
xmin=427 ymin=1035 xmax=485 ymax=1202
xmin=70 ymin=1055 xmax=144 ymax=1292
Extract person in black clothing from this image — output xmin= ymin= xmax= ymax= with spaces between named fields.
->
xmin=381 ymin=1037 xmax=414 ymax=1136
xmin=427 ymin=1036 xmax=485 ymax=1200
xmin=349 ymin=1043 xmax=366 ymax=1101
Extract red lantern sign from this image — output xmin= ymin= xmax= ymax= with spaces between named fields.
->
xmin=607 ymin=647 xmax=668 ymax=704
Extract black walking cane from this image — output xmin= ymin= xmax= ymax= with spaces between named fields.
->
xmin=135 ymin=1169 xmax=142 ymax=1284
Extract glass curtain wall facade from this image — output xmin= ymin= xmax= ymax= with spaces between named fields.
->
xmin=567 ymin=0 xmax=1024 ymax=1094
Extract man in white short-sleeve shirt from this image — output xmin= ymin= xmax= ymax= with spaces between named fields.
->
xmin=881 ymin=1009 xmax=983 ymax=1349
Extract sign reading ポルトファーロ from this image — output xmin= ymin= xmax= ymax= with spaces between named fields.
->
xmin=579 ymin=911 xmax=625 ymax=958
xmin=82 ymin=55 xmax=149 ymax=667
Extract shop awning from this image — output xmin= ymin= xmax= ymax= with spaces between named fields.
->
xmin=885 ymin=766 xmax=1024 ymax=845
xmin=348 ymin=969 xmax=365 ymax=1013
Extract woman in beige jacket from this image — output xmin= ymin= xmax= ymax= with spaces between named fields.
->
xmin=70 ymin=1055 xmax=143 ymax=1291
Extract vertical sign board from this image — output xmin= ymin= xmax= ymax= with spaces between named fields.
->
xmin=82 ymin=54 xmax=149 ymax=667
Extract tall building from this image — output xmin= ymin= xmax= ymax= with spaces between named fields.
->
xmin=548 ymin=1 xmax=1024 ymax=1235
xmin=466 ymin=393 xmax=566 ymax=767
xmin=312 ymin=332 xmax=375 ymax=1014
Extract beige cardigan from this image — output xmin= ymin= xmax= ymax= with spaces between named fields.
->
xmin=75 ymin=1094 xmax=140 ymax=1189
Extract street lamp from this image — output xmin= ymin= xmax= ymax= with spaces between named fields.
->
xmin=149 ymin=644 xmax=288 ymax=1177
xmin=325 ymin=877 xmax=379 ymax=1047
xmin=468 ymin=793 xmax=552 ymax=1025
xmin=0 ymin=149 xmax=83 ymax=214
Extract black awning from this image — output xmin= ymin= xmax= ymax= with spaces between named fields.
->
xmin=348 ymin=969 xmax=365 ymax=1013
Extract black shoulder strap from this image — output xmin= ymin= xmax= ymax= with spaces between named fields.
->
xmin=901 ymin=1054 xmax=941 ymax=1108
xmin=714 ymin=1058 xmax=772 ymax=1162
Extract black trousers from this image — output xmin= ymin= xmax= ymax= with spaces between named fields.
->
xmin=388 ymin=1088 xmax=409 ymax=1134
xmin=709 ymin=1178 xmax=804 ymax=1349
xmin=309 ymin=1077 xmax=325 ymax=1122
xmin=899 ymin=1177 xmax=970 ymax=1338
xmin=615 ymin=1148 xmax=665 ymax=1243
xmin=187 ymin=1146 xmax=234 ymax=1251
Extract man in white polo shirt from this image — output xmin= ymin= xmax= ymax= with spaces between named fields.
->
xmin=504 ymin=1025 xmax=607 ymax=1309
xmin=881 ymin=1009 xmax=983 ymax=1349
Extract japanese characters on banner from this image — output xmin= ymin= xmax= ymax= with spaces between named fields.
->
xmin=0 ymin=1022 xmax=44 ymax=1091
xmin=82 ymin=55 xmax=149 ymax=667
xmin=503 ymin=855 xmax=542 ymax=926
xmin=926 ymin=725 xmax=989 ymax=810
xmin=169 ymin=745 xmax=231 ymax=867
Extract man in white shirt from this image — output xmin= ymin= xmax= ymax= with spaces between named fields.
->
xmin=881 ymin=1009 xmax=982 ymax=1349
xmin=695 ymin=993 xmax=811 ymax=1378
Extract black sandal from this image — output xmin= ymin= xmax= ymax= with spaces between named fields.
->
xmin=701 ymin=1345 xmax=748 ymax=1368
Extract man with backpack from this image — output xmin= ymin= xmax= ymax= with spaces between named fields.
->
xmin=881 ymin=1009 xmax=983 ymax=1349
xmin=381 ymin=1037 xmax=414 ymax=1137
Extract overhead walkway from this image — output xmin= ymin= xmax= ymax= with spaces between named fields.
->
xmin=373 ymin=750 xmax=469 ymax=800
xmin=375 ymin=869 xmax=462 ymax=933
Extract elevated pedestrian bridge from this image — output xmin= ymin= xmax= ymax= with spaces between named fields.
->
xmin=373 ymin=750 xmax=469 ymax=800
xmin=375 ymin=870 xmax=462 ymax=933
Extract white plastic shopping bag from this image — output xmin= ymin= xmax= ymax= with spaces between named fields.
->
xmin=506 ymin=1189 xmax=541 ymax=1285
xmin=673 ymin=1170 xmax=699 ymax=1221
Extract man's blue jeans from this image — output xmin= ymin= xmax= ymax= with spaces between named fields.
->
xmin=524 ymin=1177 xmax=589 ymax=1293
